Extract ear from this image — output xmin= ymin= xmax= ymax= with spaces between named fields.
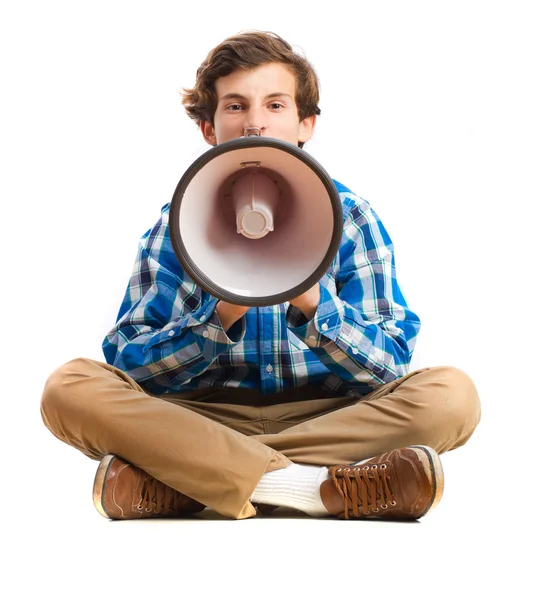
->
xmin=298 ymin=114 xmax=317 ymax=144
xmin=200 ymin=121 xmax=217 ymax=146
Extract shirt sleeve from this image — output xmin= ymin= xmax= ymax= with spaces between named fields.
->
xmin=102 ymin=206 xmax=246 ymax=394
xmin=286 ymin=194 xmax=421 ymax=390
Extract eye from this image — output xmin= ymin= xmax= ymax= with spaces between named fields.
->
xmin=226 ymin=104 xmax=243 ymax=111
xmin=269 ymin=102 xmax=284 ymax=110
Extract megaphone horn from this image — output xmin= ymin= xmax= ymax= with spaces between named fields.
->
xmin=169 ymin=135 xmax=343 ymax=307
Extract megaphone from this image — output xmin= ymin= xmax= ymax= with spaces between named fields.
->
xmin=169 ymin=131 xmax=343 ymax=307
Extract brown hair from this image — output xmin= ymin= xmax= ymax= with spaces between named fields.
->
xmin=181 ymin=31 xmax=321 ymax=147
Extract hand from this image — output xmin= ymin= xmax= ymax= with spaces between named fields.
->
xmin=216 ymin=281 xmax=320 ymax=330
xmin=289 ymin=283 xmax=320 ymax=321
xmin=216 ymin=300 xmax=251 ymax=332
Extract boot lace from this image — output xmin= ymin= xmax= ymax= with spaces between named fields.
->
xmin=329 ymin=463 xmax=396 ymax=518
xmin=136 ymin=475 xmax=186 ymax=515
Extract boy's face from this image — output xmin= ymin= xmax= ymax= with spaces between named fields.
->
xmin=200 ymin=62 xmax=316 ymax=147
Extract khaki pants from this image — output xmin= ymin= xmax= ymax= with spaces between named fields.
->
xmin=40 ymin=358 xmax=481 ymax=519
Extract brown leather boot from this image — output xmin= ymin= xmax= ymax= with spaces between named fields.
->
xmin=93 ymin=455 xmax=205 ymax=519
xmin=254 ymin=503 xmax=280 ymax=516
xmin=320 ymin=446 xmax=444 ymax=520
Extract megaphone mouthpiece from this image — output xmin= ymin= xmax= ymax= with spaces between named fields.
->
xmin=243 ymin=127 xmax=262 ymax=137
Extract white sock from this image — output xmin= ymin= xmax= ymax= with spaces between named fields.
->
xmin=251 ymin=464 xmax=331 ymax=517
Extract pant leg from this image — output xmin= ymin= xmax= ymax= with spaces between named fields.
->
xmin=253 ymin=366 xmax=482 ymax=466
xmin=40 ymin=357 xmax=291 ymax=520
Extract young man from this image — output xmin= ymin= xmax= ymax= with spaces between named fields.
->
xmin=41 ymin=31 xmax=481 ymax=521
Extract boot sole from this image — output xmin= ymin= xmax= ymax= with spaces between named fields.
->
xmin=92 ymin=454 xmax=116 ymax=519
xmin=410 ymin=445 xmax=445 ymax=517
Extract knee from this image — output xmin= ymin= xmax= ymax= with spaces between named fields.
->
xmin=41 ymin=357 xmax=100 ymax=428
xmin=438 ymin=366 xmax=481 ymax=428
xmin=416 ymin=366 xmax=481 ymax=444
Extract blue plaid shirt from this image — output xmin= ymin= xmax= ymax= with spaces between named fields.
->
xmin=103 ymin=180 xmax=420 ymax=399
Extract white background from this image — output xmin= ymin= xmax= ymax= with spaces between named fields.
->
xmin=1 ymin=1 xmax=532 ymax=598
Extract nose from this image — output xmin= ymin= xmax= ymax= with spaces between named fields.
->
xmin=244 ymin=105 xmax=266 ymax=136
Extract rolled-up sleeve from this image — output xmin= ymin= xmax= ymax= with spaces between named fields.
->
xmin=102 ymin=206 xmax=245 ymax=394
xmin=286 ymin=193 xmax=420 ymax=391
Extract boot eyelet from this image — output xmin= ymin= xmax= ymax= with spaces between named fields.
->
xmin=363 ymin=466 xmax=370 ymax=471
xmin=372 ymin=508 xmax=379 ymax=513
xmin=371 ymin=465 xmax=378 ymax=470
xmin=390 ymin=501 xmax=397 ymax=507
xmin=380 ymin=464 xmax=387 ymax=470
xmin=336 ymin=468 xmax=342 ymax=472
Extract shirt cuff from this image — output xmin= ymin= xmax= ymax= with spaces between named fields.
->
xmin=286 ymin=282 xmax=344 ymax=348
xmin=143 ymin=296 xmax=245 ymax=354
xmin=192 ymin=300 xmax=246 ymax=360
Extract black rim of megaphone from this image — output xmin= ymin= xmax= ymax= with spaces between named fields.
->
xmin=169 ymin=136 xmax=343 ymax=307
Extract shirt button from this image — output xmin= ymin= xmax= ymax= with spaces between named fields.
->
xmin=168 ymin=330 xmax=175 ymax=337
xmin=321 ymin=323 xmax=328 ymax=331
xmin=266 ymin=364 xmax=273 ymax=373
xmin=199 ymin=315 xmax=206 ymax=322
xmin=202 ymin=330 xmax=209 ymax=338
